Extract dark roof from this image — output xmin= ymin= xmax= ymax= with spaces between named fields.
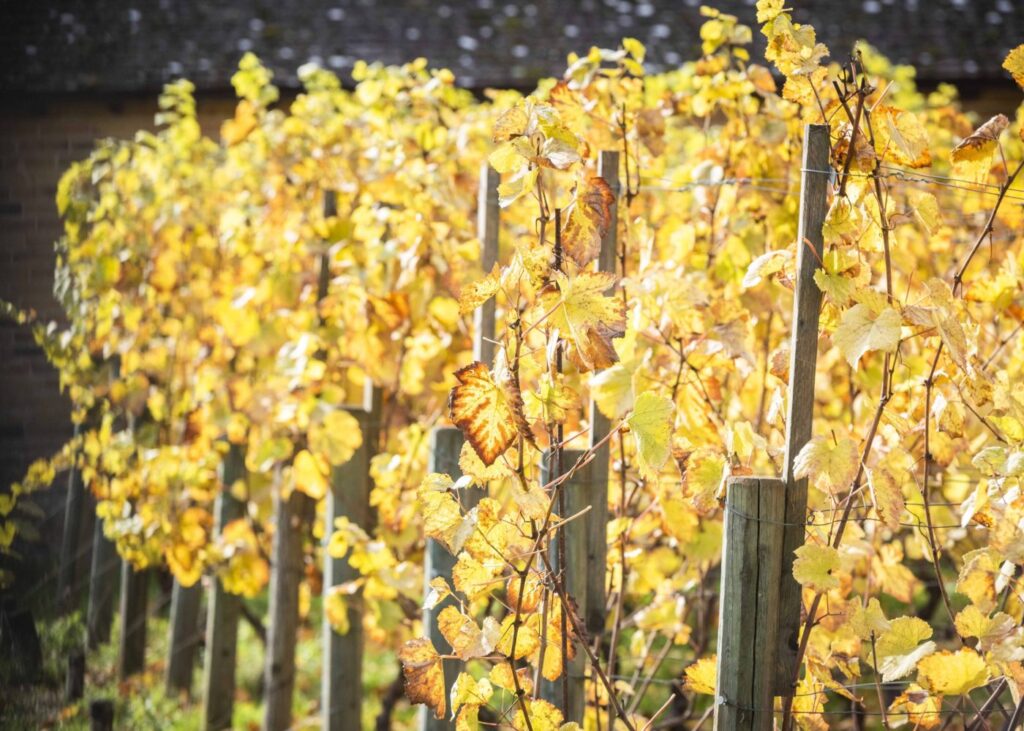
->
xmin=2 ymin=0 xmax=1023 ymax=94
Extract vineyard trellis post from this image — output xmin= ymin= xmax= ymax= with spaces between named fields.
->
xmin=416 ymin=161 xmax=498 ymax=731
xmin=589 ymin=149 xmax=618 ymax=636
xmin=58 ymin=421 xmax=88 ymax=614
xmin=201 ymin=443 xmax=246 ymax=731
xmin=714 ymin=124 xmax=829 ymax=731
xmin=117 ymin=561 xmax=149 ymax=679
xmin=262 ymin=473 xmax=313 ymax=730
xmin=321 ymin=393 xmax=377 ymax=730
xmin=165 ymin=579 xmax=202 ymax=695
xmin=86 ymin=510 xmax=118 ymax=649
xmin=775 ymin=123 xmax=830 ymax=693
xmin=538 ymin=450 xmax=590 ymax=723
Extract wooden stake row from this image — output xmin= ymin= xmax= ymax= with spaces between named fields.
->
xmin=714 ymin=124 xmax=829 ymax=731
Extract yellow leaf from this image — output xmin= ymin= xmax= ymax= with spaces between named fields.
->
xmin=792 ymin=543 xmax=840 ymax=592
xmin=834 ymin=303 xmax=902 ymax=368
xmin=539 ymin=271 xmax=626 ymax=372
xmin=513 ymin=697 xmax=563 ymax=731
xmin=876 ymin=616 xmax=936 ymax=682
xmin=399 ymin=638 xmax=446 ymax=720
xmin=951 ymin=115 xmax=1008 ymax=181
xmin=308 ymin=410 xmax=363 ymax=466
xmin=874 ymin=106 xmax=931 ymax=169
xmin=626 ymin=392 xmax=675 ymax=480
xmin=450 ymin=672 xmax=493 ymax=720
xmin=489 ymin=663 xmax=534 ymax=695
xmin=292 ymin=449 xmax=329 ymax=500
xmin=1005 ymin=44 xmax=1024 ymax=89
xmin=437 ymin=606 xmax=500 ymax=660
xmin=848 ymin=597 xmax=890 ymax=640
xmin=792 ymin=435 xmax=859 ymax=493
xmin=889 ymin=685 xmax=942 ymax=729
xmin=458 ymin=440 xmax=514 ymax=483
xmin=449 ymin=361 xmax=530 ymax=466
xmin=459 ymin=264 xmax=502 ymax=316
xmin=867 ymin=466 xmax=904 ymax=531
xmin=916 ymin=648 xmax=990 ymax=696
xmin=561 ymin=176 xmax=615 ymax=267
xmin=683 ymin=655 xmax=717 ymax=695
xmin=324 ymin=586 xmax=351 ymax=635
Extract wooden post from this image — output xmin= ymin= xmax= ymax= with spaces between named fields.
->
xmin=416 ymin=427 xmax=484 ymax=731
xmin=90 ymin=699 xmax=115 ymax=731
xmin=714 ymin=477 xmax=786 ymax=731
xmin=473 ymin=163 xmax=500 ymax=366
xmin=538 ymin=450 xmax=590 ymax=723
xmin=165 ymin=579 xmax=202 ymax=696
xmin=202 ymin=444 xmax=246 ymax=731
xmin=66 ymin=648 xmax=85 ymax=701
xmin=587 ymin=150 xmax=619 ymax=637
xmin=263 ymin=481 xmax=312 ymax=731
xmin=117 ymin=562 xmax=148 ymax=679
xmin=58 ymin=422 xmax=87 ymax=613
xmin=87 ymin=517 xmax=119 ymax=649
xmin=322 ymin=409 xmax=372 ymax=730
xmin=775 ymin=124 xmax=830 ymax=694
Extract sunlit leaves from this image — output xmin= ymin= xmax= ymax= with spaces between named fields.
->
xmin=449 ymin=362 xmax=529 ymax=466
xmin=308 ymin=410 xmax=363 ymax=467
xmin=626 ymin=393 xmax=675 ymax=480
xmin=437 ymin=606 xmax=501 ymax=660
xmin=792 ymin=435 xmax=859 ymax=493
xmin=683 ymin=655 xmax=717 ymax=695
xmin=875 ymin=617 xmax=936 ymax=682
xmin=833 ymin=300 xmax=902 ymax=368
xmin=561 ymin=175 xmax=615 ymax=267
xmin=951 ymin=114 xmax=1009 ymax=181
xmin=916 ymin=648 xmax=990 ymax=697
xmin=538 ymin=271 xmax=625 ymax=372
xmin=792 ymin=543 xmax=840 ymax=592
xmin=1004 ymin=44 xmax=1024 ymax=90
xmin=292 ymin=449 xmax=329 ymax=500
xmin=399 ymin=638 xmax=446 ymax=720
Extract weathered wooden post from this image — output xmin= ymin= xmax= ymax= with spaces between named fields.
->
xmin=538 ymin=450 xmax=590 ymax=723
xmin=90 ymin=699 xmax=115 ymax=731
xmin=263 ymin=478 xmax=312 ymax=730
xmin=87 ymin=514 xmax=119 ymax=649
xmin=589 ymin=150 xmax=618 ymax=637
xmin=165 ymin=579 xmax=202 ymax=695
xmin=775 ymin=123 xmax=830 ymax=694
xmin=713 ymin=124 xmax=829 ymax=731
xmin=322 ymin=400 xmax=375 ymax=730
xmin=201 ymin=444 xmax=246 ymax=731
xmin=714 ymin=477 xmax=786 ymax=731
xmin=66 ymin=649 xmax=85 ymax=702
xmin=117 ymin=562 xmax=148 ymax=679
xmin=416 ymin=163 xmax=498 ymax=731
xmin=58 ymin=421 xmax=88 ymax=614
xmin=474 ymin=162 xmax=500 ymax=366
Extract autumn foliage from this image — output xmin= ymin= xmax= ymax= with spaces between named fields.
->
xmin=6 ymin=0 xmax=1024 ymax=728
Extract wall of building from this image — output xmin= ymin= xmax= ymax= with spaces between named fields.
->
xmin=0 ymin=96 xmax=235 ymax=549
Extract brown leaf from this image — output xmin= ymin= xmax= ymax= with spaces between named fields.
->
xmin=398 ymin=638 xmax=446 ymax=719
xmin=561 ymin=176 xmax=615 ymax=267
xmin=449 ymin=362 xmax=531 ymax=466
xmin=951 ymin=114 xmax=1009 ymax=163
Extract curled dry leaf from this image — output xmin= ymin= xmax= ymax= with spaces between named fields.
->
xmin=561 ymin=175 xmax=615 ymax=267
xmin=398 ymin=638 xmax=446 ymax=720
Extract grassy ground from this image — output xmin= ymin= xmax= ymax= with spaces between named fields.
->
xmin=2 ymin=593 xmax=415 ymax=730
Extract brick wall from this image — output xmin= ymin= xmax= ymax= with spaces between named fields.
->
xmin=0 ymin=95 xmax=235 ymax=552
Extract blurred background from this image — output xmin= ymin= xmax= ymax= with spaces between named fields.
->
xmin=0 ymin=0 xmax=1022 ymax=537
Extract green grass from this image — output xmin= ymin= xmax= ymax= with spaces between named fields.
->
xmin=7 ymin=591 xmax=416 ymax=730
